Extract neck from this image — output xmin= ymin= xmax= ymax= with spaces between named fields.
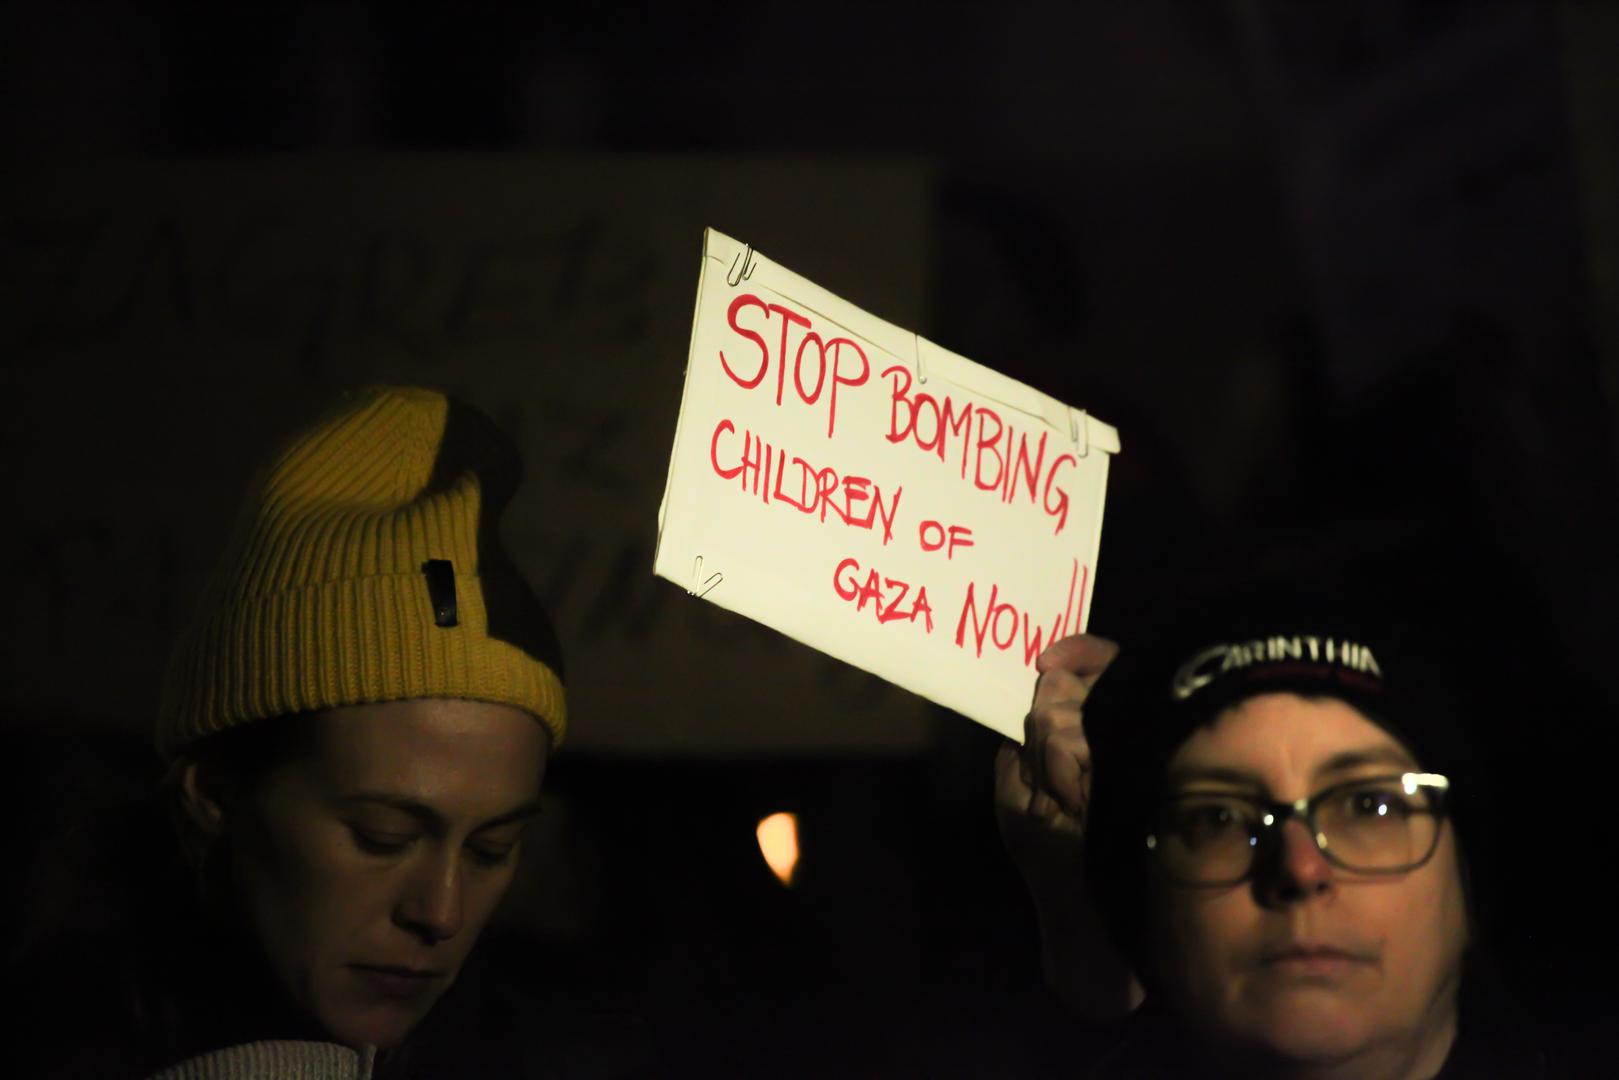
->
xmin=1212 ymin=999 xmax=1460 ymax=1080
xmin=1305 ymin=1024 xmax=1456 ymax=1080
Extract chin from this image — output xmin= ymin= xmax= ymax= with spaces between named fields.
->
xmin=319 ymin=999 xmax=431 ymax=1051
xmin=1238 ymin=1001 xmax=1373 ymax=1063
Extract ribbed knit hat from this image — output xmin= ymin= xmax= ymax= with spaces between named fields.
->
xmin=157 ymin=386 xmax=567 ymax=760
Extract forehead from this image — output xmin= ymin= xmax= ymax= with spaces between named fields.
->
xmin=1166 ymin=692 xmax=1413 ymax=792
xmin=309 ymin=698 xmax=549 ymax=806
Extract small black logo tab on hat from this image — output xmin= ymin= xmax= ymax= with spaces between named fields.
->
xmin=423 ymin=559 xmax=459 ymax=627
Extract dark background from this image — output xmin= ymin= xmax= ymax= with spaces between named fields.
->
xmin=5 ymin=1 xmax=1617 ymax=1075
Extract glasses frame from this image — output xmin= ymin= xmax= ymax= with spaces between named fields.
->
xmin=1145 ymin=771 xmax=1451 ymax=887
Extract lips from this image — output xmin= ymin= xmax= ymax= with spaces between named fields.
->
xmin=1259 ymin=944 xmax=1372 ymax=977
xmin=349 ymin=964 xmax=443 ymax=999
xmin=1265 ymin=945 xmax=1357 ymax=961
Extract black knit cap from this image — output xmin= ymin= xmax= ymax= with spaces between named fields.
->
xmin=1081 ymin=566 xmax=1483 ymax=976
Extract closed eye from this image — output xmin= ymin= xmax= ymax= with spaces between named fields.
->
xmin=349 ymin=826 xmax=416 ymax=855
xmin=467 ymin=841 xmax=518 ymax=867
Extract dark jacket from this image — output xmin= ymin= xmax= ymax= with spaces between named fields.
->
xmin=1069 ymin=974 xmax=1614 ymax=1080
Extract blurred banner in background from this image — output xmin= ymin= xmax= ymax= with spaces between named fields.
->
xmin=1 ymin=155 xmax=939 ymax=754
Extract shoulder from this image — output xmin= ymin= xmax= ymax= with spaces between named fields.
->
xmin=1449 ymin=961 xmax=1619 ymax=1078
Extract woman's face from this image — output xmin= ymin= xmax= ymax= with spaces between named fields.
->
xmin=1144 ymin=693 xmax=1468 ymax=1074
xmin=211 ymin=698 xmax=549 ymax=1050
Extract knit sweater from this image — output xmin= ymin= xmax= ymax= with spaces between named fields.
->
xmin=148 ymin=1040 xmax=377 ymax=1080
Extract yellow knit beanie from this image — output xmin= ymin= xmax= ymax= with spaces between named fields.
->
xmin=156 ymin=386 xmax=567 ymax=760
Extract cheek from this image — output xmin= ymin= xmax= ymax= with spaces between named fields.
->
xmin=1376 ymin=856 xmax=1469 ymax=994
xmin=1148 ymin=887 xmax=1255 ymax=1007
xmin=232 ymin=826 xmax=393 ymax=979
xmin=461 ymin=861 xmax=520 ymax=937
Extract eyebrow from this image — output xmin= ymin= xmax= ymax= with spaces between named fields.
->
xmin=1164 ymin=765 xmax=1266 ymax=790
xmin=338 ymin=792 xmax=544 ymax=834
xmin=1311 ymin=746 xmax=1419 ymax=779
xmin=1167 ymin=745 xmax=1420 ymax=793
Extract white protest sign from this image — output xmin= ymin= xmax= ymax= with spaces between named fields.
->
xmin=654 ymin=228 xmax=1119 ymax=741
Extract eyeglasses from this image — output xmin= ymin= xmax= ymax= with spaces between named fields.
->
xmin=1146 ymin=772 xmax=1451 ymax=886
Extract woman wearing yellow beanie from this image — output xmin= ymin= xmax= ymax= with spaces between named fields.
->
xmin=17 ymin=387 xmax=611 ymax=1079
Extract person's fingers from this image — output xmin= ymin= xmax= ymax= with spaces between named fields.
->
xmin=1010 ymin=635 xmax=1109 ymax=826
xmin=1027 ymin=789 xmax=1062 ymax=821
xmin=1023 ymin=705 xmax=1086 ymax=803
xmin=1022 ymin=707 xmax=1055 ymax=790
xmin=1001 ymin=738 xmax=1081 ymax=841
xmin=994 ymin=740 xmax=1031 ymax=810
xmin=1031 ymin=665 xmax=1086 ymax=712
xmin=996 ymin=742 xmax=1017 ymax=780
xmin=1029 ymin=636 xmax=1117 ymax=718
xmin=1025 ymin=696 xmax=1085 ymax=753
xmin=1043 ymin=735 xmax=1088 ymax=817
xmin=1022 ymin=635 xmax=1108 ymax=807
xmin=1034 ymin=634 xmax=1119 ymax=687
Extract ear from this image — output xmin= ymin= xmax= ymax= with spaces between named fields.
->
xmin=176 ymin=758 xmax=228 ymax=839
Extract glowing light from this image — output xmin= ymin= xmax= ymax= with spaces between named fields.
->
xmin=1402 ymin=772 xmax=1449 ymax=795
xmin=756 ymin=812 xmax=800 ymax=886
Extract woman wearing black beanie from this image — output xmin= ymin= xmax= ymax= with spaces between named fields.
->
xmin=996 ymin=570 xmax=1610 ymax=1078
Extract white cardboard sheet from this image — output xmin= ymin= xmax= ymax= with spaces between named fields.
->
xmin=654 ymin=229 xmax=1119 ymax=741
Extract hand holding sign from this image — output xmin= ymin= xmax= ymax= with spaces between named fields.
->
xmin=998 ymin=632 xmax=1120 ymax=825
xmin=654 ymin=229 xmax=1119 ymax=740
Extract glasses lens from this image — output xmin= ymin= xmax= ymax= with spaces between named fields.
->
xmin=1315 ymin=778 xmax=1441 ymax=871
xmin=1154 ymin=797 xmax=1260 ymax=884
xmin=1151 ymin=775 xmax=1447 ymax=884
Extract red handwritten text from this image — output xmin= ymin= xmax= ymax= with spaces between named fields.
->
xmin=832 ymin=557 xmax=935 ymax=632
xmin=918 ymin=520 xmax=975 ymax=560
xmin=954 ymin=559 xmax=1089 ymax=665
xmin=719 ymin=294 xmax=871 ymax=439
xmin=882 ymin=365 xmax=1076 ymax=534
xmin=711 ymin=419 xmax=901 ymax=544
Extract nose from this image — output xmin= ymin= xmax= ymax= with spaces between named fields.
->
xmin=394 ymin=853 xmax=465 ymax=944
xmin=1254 ymin=819 xmax=1335 ymax=907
